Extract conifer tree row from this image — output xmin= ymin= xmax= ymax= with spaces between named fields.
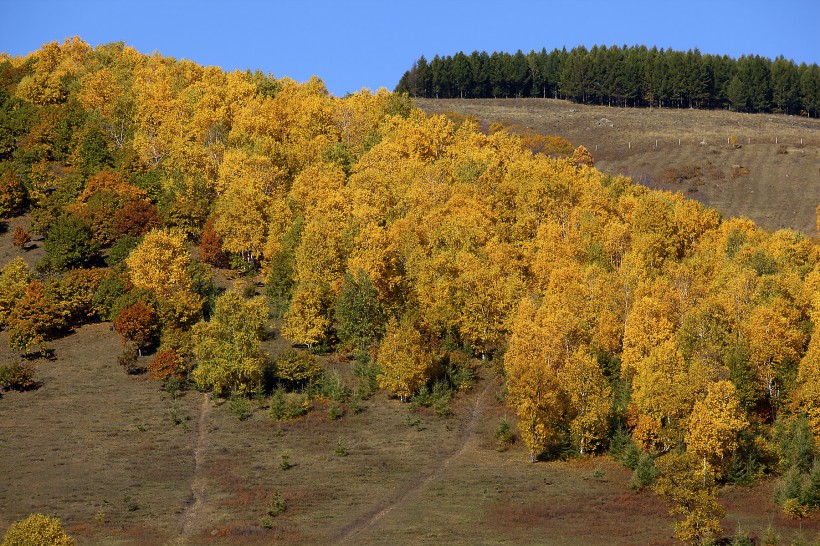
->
xmin=395 ymin=45 xmax=820 ymax=116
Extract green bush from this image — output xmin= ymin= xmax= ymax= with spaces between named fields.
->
xmin=319 ymin=369 xmax=349 ymax=403
xmin=412 ymin=380 xmax=452 ymax=416
xmin=92 ymin=273 xmax=127 ymax=321
xmin=352 ymin=351 xmax=380 ymax=396
xmin=327 ymin=402 xmax=343 ymax=420
xmin=268 ymin=387 xmax=309 ymax=420
xmin=776 ymin=415 xmax=815 ymax=473
xmin=801 ymin=460 xmax=820 ymax=507
xmin=0 ymin=361 xmax=36 ymax=391
xmin=610 ymin=427 xmax=640 ymax=470
xmin=631 ymin=452 xmax=658 ymax=490
xmin=42 ymin=214 xmax=98 ymax=271
xmin=495 ymin=417 xmax=515 ymax=448
xmin=228 ymin=394 xmax=252 ymax=421
xmin=774 ymin=466 xmax=805 ymax=506
xmin=106 ymin=235 xmax=139 ymax=266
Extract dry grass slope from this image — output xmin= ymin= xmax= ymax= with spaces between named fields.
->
xmin=416 ymin=98 xmax=820 ymax=235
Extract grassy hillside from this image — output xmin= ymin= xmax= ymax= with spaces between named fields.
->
xmin=414 ymin=98 xmax=820 ymax=235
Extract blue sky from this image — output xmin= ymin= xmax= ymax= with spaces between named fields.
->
xmin=2 ymin=0 xmax=818 ymax=97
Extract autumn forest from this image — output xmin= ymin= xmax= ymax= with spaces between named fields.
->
xmin=1 ymin=38 xmax=820 ymax=544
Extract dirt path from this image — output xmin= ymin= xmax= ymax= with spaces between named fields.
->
xmin=336 ymin=374 xmax=498 ymax=543
xmin=177 ymin=392 xmax=211 ymax=544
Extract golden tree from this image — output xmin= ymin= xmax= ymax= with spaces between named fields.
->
xmin=1 ymin=513 xmax=74 ymax=546
xmin=376 ymin=317 xmax=435 ymax=402
xmin=191 ymin=291 xmax=268 ymax=396
xmin=653 ymin=453 xmax=725 ymax=544
xmin=686 ymin=380 xmax=748 ymax=479
xmin=504 ymin=298 xmax=570 ymax=462
xmin=560 ymin=349 xmax=613 ymax=454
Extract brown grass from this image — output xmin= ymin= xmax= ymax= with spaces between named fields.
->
xmin=415 ymin=98 xmax=820 ymax=235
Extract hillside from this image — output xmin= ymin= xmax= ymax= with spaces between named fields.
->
xmin=1 ymin=40 xmax=820 ymax=545
xmin=414 ymin=98 xmax=820 ymax=235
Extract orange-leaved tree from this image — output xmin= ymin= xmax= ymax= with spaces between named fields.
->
xmin=113 ymin=301 xmax=159 ymax=356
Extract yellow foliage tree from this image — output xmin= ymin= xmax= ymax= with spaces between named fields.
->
xmin=559 ymin=349 xmax=613 ymax=454
xmin=505 ymin=298 xmax=570 ymax=461
xmin=746 ymin=298 xmax=806 ymax=416
xmin=653 ymin=453 xmax=725 ymax=544
xmin=126 ymin=228 xmax=193 ymax=300
xmin=0 ymin=258 xmax=33 ymax=327
xmin=793 ymin=295 xmax=820 ymax=437
xmin=281 ymin=282 xmax=330 ymax=348
xmin=126 ymin=228 xmax=202 ymax=328
xmin=191 ymin=291 xmax=268 ymax=396
xmin=686 ymin=380 xmax=748 ymax=479
xmin=1 ymin=513 xmax=74 ymax=546
xmin=376 ymin=317 xmax=435 ymax=402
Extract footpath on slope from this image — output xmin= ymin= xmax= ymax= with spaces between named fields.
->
xmin=176 ymin=392 xmax=211 ymax=544
xmin=336 ymin=372 xmax=499 ymax=543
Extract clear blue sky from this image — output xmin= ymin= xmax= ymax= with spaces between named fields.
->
xmin=2 ymin=0 xmax=818 ymax=97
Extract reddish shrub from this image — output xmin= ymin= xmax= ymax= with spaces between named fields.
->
xmin=147 ymin=349 xmax=186 ymax=381
xmin=12 ymin=226 xmax=31 ymax=248
xmin=113 ymin=301 xmax=158 ymax=355
xmin=114 ymin=199 xmax=160 ymax=238
xmin=200 ymin=216 xmax=229 ymax=268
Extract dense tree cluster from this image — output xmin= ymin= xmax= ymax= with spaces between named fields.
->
xmin=396 ymin=45 xmax=820 ymax=116
xmin=1 ymin=38 xmax=819 ymax=543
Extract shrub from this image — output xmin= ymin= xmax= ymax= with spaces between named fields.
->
xmin=147 ymin=350 xmax=186 ymax=381
xmin=411 ymin=380 xmax=452 ymax=416
xmin=327 ymin=402 xmax=343 ymax=420
xmin=0 ymin=361 xmax=36 ymax=391
xmin=782 ymin=497 xmax=808 ymax=519
xmin=319 ymin=369 xmax=349 ymax=403
xmin=495 ymin=417 xmax=515 ymax=449
xmin=1 ymin=513 xmax=74 ymax=545
xmin=729 ymin=527 xmax=754 ymax=546
xmin=352 ymin=351 xmax=380 ymax=396
xmin=12 ymin=226 xmax=30 ymax=249
xmin=0 ymin=170 xmax=27 ymax=217
xmin=268 ymin=387 xmax=309 ymax=420
xmin=92 ymin=273 xmax=128 ymax=321
xmin=267 ymin=491 xmax=286 ymax=516
xmin=273 ymin=349 xmax=322 ymax=389
xmin=118 ymin=348 xmax=144 ymax=375
xmin=776 ymin=415 xmax=815 ymax=473
xmin=106 ymin=235 xmax=139 ymax=266
xmin=280 ymin=453 xmax=292 ymax=471
xmin=631 ymin=452 xmax=658 ymax=490
xmin=228 ymin=394 xmax=252 ymax=421
xmin=801 ymin=460 xmax=820 ymax=508
xmin=43 ymin=214 xmax=97 ymax=270
xmin=199 ymin=216 xmax=229 ymax=268
xmin=45 ymin=268 xmax=107 ymax=327
xmin=113 ymin=199 xmax=159 ymax=238
xmin=113 ymin=301 xmax=159 ymax=356
xmin=774 ymin=466 xmax=805 ymax=506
